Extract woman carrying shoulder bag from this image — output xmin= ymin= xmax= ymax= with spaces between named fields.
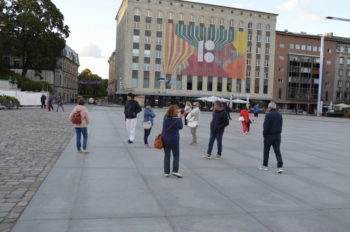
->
xmin=162 ymin=105 xmax=183 ymax=178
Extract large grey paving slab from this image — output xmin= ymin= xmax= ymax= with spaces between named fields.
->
xmin=12 ymin=220 xmax=69 ymax=232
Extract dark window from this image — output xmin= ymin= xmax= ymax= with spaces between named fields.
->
xmin=227 ymin=78 xmax=232 ymax=92
xmin=278 ymin=88 xmax=282 ymax=98
xmin=255 ymin=78 xmax=260 ymax=94
xmin=189 ymin=21 xmax=195 ymax=26
xmin=207 ymin=76 xmax=213 ymax=91
xmin=217 ymin=78 xmax=222 ymax=92
xmin=143 ymin=71 xmax=150 ymax=88
xmin=166 ymin=74 xmax=172 ymax=89
xmin=156 ymin=31 xmax=162 ymax=37
xmin=156 ymin=45 xmax=162 ymax=50
xmin=200 ymin=23 xmax=205 ymax=27
xmin=236 ymin=79 xmax=242 ymax=92
xmin=155 ymin=58 xmax=161 ymax=64
xmin=134 ymin=16 xmax=140 ymax=22
xmin=145 ymin=44 xmax=151 ymax=50
xmin=132 ymin=70 xmax=138 ymax=77
xmin=176 ymin=75 xmax=182 ymax=90
xmin=168 ymin=19 xmax=173 ymax=23
xmin=157 ymin=18 xmax=163 ymax=24
xmin=145 ymin=30 xmax=151 ymax=36
xmin=155 ymin=72 xmax=161 ymax=89
xmin=246 ymin=78 xmax=251 ymax=93
xmin=133 ymin=43 xmax=139 ymax=49
xmin=132 ymin=57 xmax=139 ymax=63
xmin=144 ymin=57 xmax=150 ymax=63
xmin=264 ymin=79 xmax=268 ymax=94
xmin=179 ymin=20 xmax=184 ymax=24
xmin=197 ymin=76 xmax=203 ymax=91
xmin=146 ymin=17 xmax=152 ymax=23
xmin=187 ymin=75 xmax=193 ymax=90
xmin=133 ymin=29 xmax=140 ymax=35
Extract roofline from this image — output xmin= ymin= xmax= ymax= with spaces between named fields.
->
xmin=115 ymin=0 xmax=278 ymax=21
xmin=276 ymin=30 xmax=336 ymax=41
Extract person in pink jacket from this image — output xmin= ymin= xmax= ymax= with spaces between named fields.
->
xmin=69 ymin=99 xmax=90 ymax=153
xmin=240 ymin=106 xmax=250 ymax=134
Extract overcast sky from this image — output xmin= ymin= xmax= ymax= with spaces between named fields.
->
xmin=52 ymin=0 xmax=350 ymax=79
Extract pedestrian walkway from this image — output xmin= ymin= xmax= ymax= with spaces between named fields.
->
xmin=12 ymin=106 xmax=350 ymax=232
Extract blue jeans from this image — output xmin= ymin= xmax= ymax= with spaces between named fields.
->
xmin=163 ymin=140 xmax=180 ymax=174
xmin=56 ymin=104 xmax=64 ymax=112
xmin=144 ymin=128 xmax=152 ymax=145
xmin=207 ymin=132 xmax=224 ymax=156
xmin=75 ymin=128 xmax=88 ymax=151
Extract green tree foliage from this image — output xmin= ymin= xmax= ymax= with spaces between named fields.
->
xmin=0 ymin=72 xmax=52 ymax=92
xmin=0 ymin=0 xmax=69 ymax=76
xmin=78 ymin=69 xmax=107 ymax=98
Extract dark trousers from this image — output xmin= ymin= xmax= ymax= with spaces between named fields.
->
xmin=163 ymin=140 xmax=180 ymax=174
xmin=48 ymin=103 xmax=54 ymax=111
xmin=263 ymin=137 xmax=283 ymax=168
xmin=144 ymin=128 xmax=151 ymax=145
xmin=41 ymin=101 xmax=45 ymax=109
xmin=75 ymin=128 xmax=88 ymax=151
xmin=207 ymin=132 xmax=224 ymax=156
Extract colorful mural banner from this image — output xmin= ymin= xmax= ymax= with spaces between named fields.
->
xmin=162 ymin=23 xmax=247 ymax=79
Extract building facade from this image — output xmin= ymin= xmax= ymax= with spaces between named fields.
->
xmin=54 ymin=45 xmax=80 ymax=103
xmin=110 ymin=0 xmax=278 ymax=105
xmin=273 ymin=31 xmax=337 ymax=113
xmin=333 ymin=37 xmax=350 ymax=104
xmin=108 ymin=50 xmax=118 ymax=102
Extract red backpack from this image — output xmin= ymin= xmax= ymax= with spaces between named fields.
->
xmin=71 ymin=111 xmax=82 ymax=125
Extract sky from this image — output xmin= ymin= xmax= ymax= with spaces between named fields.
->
xmin=52 ymin=0 xmax=350 ymax=79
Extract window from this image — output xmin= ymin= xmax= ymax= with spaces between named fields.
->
xmin=346 ymin=81 xmax=350 ymax=88
xmin=307 ymin=45 xmax=312 ymax=51
xmin=265 ymin=47 xmax=270 ymax=54
xmin=338 ymin=80 xmax=343 ymax=87
xmin=143 ymin=71 xmax=150 ymax=88
xmin=132 ymin=49 xmax=139 ymax=57
xmin=301 ymin=45 xmax=306 ymax=50
xmin=340 ymin=57 xmax=344 ymax=64
xmin=207 ymin=76 xmax=213 ymax=91
xmin=347 ymin=58 xmax=350 ymax=65
xmin=227 ymin=78 xmax=232 ymax=92
xmin=156 ymin=50 xmax=161 ymax=58
xmin=265 ymin=59 xmax=269 ymax=67
xmin=144 ymin=50 xmax=151 ymax=57
xmin=132 ymin=71 xmax=138 ymax=88
xmin=255 ymin=70 xmax=260 ymax=77
xmin=200 ymin=16 xmax=205 ymax=24
xmin=132 ymin=63 xmax=139 ymax=70
xmin=278 ymin=88 xmax=282 ymax=98
xmin=264 ymin=72 xmax=269 ymax=79
xmin=339 ymin=69 xmax=344 ymax=76
xmin=190 ymin=15 xmax=195 ymax=22
xmin=239 ymin=21 xmax=244 ymax=29
xmin=246 ymin=58 xmax=251 ymax=65
xmin=133 ymin=29 xmax=140 ymax=35
xmin=155 ymin=72 xmax=161 ymax=89
xmin=256 ymin=47 xmax=261 ymax=54
xmin=248 ymin=22 xmax=253 ymax=29
xmin=236 ymin=79 xmax=241 ymax=92
xmin=290 ymin=43 xmax=294 ymax=49
xmin=187 ymin=75 xmax=193 ymax=90
xmin=156 ymin=37 xmax=162 ymax=45
xmin=263 ymin=79 xmax=268 ymax=94
xmin=220 ymin=18 xmax=225 ymax=26
xmin=143 ymin=64 xmax=150 ymax=71
xmin=133 ymin=36 xmax=140 ymax=43
xmin=296 ymin=44 xmax=300 ymax=50
xmin=210 ymin=17 xmax=215 ymax=25
xmin=145 ymin=30 xmax=151 ymax=36
xmin=197 ymin=76 xmax=203 ymax=91
xmin=246 ymin=78 xmax=251 ymax=93
xmin=347 ymin=70 xmax=350 ymax=77
xmin=279 ymin=56 xmax=284 ymax=61
xmin=248 ymin=33 xmax=252 ymax=41
xmin=280 ymin=43 xmax=284 ymax=48
xmin=257 ymin=35 xmax=261 ymax=42
xmin=230 ymin=20 xmax=234 ymax=27
xmin=217 ymin=78 xmax=222 ymax=92
xmin=166 ymin=74 xmax=172 ymax=89
xmin=266 ymin=36 xmax=270 ymax=44
xmin=266 ymin=24 xmax=271 ymax=31
xmin=313 ymin=46 xmax=318 ymax=52
xmin=257 ymin=23 xmax=262 ymax=31
xmin=155 ymin=64 xmax=161 ymax=72
xmin=255 ymin=78 xmax=260 ymax=93
xmin=247 ymin=46 xmax=252 ymax=53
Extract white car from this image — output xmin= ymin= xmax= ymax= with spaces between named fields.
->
xmin=88 ymin=98 xmax=95 ymax=104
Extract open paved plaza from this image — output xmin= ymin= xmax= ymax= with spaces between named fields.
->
xmin=10 ymin=106 xmax=350 ymax=232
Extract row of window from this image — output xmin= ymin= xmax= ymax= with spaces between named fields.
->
xmin=131 ymin=73 xmax=268 ymax=94
xmin=280 ymin=43 xmax=322 ymax=52
xmin=336 ymin=91 xmax=350 ymax=101
xmin=338 ymin=69 xmax=350 ymax=77
xmin=337 ymin=80 xmax=350 ymax=88
xmin=337 ymin=46 xmax=350 ymax=54
xmin=339 ymin=57 xmax=350 ymax=65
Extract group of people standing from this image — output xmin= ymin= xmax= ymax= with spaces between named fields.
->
xmin=40 ymin=93 xmax=64 ymax=112
xmin=67 ymin=93 xmax=284 ymax=180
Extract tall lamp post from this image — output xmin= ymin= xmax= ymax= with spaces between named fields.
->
xmin=317 ymin=16 xmax=350 ymax=116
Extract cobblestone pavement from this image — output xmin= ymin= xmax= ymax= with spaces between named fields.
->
xmin=0 ymin=106 xmax=76 ymax=232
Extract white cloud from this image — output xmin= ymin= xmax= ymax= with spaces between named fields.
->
xmin=78 ymin=43 xmax=103 ymax=58
xmin=300 ymin=12 xmax=325 ymax=22
xmin=277 ymin=0 xmax=300 ymax=11
xmin=79 ymin=57 xmax=108 ymax=79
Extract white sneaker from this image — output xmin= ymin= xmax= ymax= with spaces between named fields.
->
xmin=259 ymin=165 xmax=269 ymax=171
xmin=277 ymin=168 xmax=284 ymax=174
xmin=203 ymin=154 xmax=211 ymax=160
xmin=172 ymin=173 xmax=183 ymax=178
xmin=214 ymin=155 xmax=222 ymax=160
xmin=164 ymin=174 xmax=171 ymax=178
xmin=81 ymin=149 xmax=89 ymax=153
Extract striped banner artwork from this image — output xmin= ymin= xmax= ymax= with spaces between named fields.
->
xmin=162 ymin=23 xmax=247 ymax=79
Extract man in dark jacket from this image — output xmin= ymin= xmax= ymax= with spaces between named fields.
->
xmin=124 ymin=93 xmax=142 ymax=143
xmin=204 ymin=101 xmax=229 ymax=160
xmin=40 ymin=94 xmax=46 ymax=109
xmin=260 ymin=102 xmax=284 ymax=173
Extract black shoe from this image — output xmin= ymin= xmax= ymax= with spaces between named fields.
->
xmin=128 ymin=140 xmax=133 ymax=144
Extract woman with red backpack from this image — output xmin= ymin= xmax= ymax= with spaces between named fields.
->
xmin=69 ymin=99 xmax=90 ymax=153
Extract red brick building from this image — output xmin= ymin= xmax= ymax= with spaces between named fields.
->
xmin=274 ymin=31 xmax=337 ymax=113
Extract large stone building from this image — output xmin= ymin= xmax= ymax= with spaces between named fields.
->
xmin=108 ymin=50 xmax=118 ymax=101
xmin=273 ymin=31 xmax=337 ymax=113
xmin=110 ymin=0 xmax=278 ymax=106
xmin=333 ymin=36 xmax=350 ymax=104
xmin=6 ymin=45 xmax=79 ymax=103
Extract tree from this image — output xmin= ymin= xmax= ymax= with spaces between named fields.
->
xmin=78 ymin=69 xmax=107 ymax=98
xmin=1 ymin=0 xmax=69 ymax=76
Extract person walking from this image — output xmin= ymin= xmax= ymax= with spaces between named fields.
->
xmin=40 ymin=94 xmax=46 ymax=110
xmin=183 ymin=101 xmax=192 ymax=126
xmin=259 ymin=102 xmax=284 ymax=174
xmin=203 ymin=101 xmax=229 ymax=160
xmin=143 ymin=103 xmax=155 ymax=148
xmin=47 ymin=93 xmax=54 ymax=111
xmin=124 ymin=93 xmax=142 ymax=144
xmin=240 ymin=106 xmax=250 ymax=134
xmin=56 ymin=95 xmax=64 ymax=112
xmin=69 ymin=99 xmax=90 ymax=153
xmin=186 ymin=102 xmax=200 ymax=145
xmin=253 ymin=104 xmax=259 ymax=121
xmin=162 ymin=105 xmax=183 ymax=178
